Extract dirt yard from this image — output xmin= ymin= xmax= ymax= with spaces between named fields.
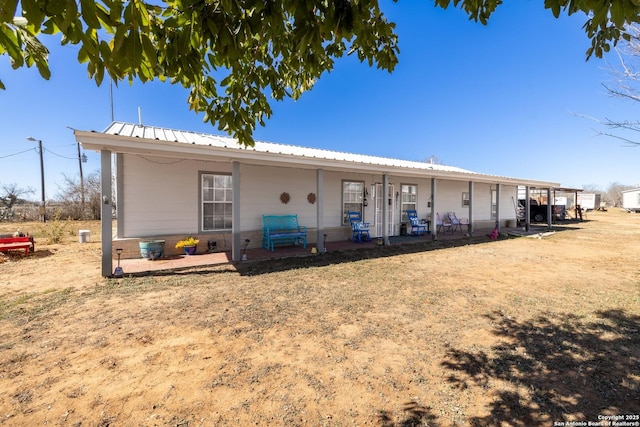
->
xmin=0 ymin=211 xmax=638 ymax=426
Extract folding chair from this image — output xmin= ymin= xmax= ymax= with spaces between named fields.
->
xmin=447 ymin=212 xmax=469 ymax=233
xmin=436 ymin=213 xmax=452 ymax=233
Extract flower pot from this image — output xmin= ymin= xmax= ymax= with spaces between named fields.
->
xmin=183 ymin=245 xmax=197 ymax=255
xmin=139 ymin=240 xmax=165 ymax=260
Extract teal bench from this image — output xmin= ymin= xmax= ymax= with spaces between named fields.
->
xmin=262 ymin=215 xmax=307 ymax=251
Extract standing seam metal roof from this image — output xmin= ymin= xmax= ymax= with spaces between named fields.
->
xmin=99 ymin=121 xmax=558 ymax=185
xmin=105 ymin=122 xmax=471 ymax=173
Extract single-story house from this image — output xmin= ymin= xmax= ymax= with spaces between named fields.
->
xmin=74 ymin=122 xmax=561 ymax=276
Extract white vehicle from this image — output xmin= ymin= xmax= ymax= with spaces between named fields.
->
xmin=622 ymin=188 xmax=640 ymax=213
xmin=577 ymin=193 xmax=601 ymax=211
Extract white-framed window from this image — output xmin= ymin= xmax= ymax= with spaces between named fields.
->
xmin=462 ymin=192 xmax=470 ymax=207
xmin=401 ymin=184 xmax=417 ymax=221
xmin=343 ymin=181 xmax=365 ymax=225
xmin=491 ymin=189 xmax=497 ymax=220
xmin=201 ymin=173 xmax=232 ymax=231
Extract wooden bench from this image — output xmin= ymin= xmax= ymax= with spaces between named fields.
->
xmin=0 ymin=236 xmax=35 ymax=255
xmin=262 ymin=215 xmax=307 ymax=251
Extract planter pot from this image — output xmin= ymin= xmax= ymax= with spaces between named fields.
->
xmin=183 ymin=245 xmax=197 ymax=255
xmin=139 ymin=240 xmax=165 ymax=260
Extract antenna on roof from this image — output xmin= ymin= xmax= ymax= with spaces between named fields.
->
xmin=138 ymin=107 xmax=142 ymax=126
xmin=110 ymin=79 xmax=115 ymax=122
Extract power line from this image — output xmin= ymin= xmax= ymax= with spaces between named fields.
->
xmin=0 ymin=148 xmax=36 ymax=159
xmin=45 ymin=148 xmax=78 ymax=160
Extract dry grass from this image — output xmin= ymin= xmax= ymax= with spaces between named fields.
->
xmin=0 ymin=210 xmax=639 ymax=426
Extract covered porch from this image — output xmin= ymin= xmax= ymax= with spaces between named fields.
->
xmin=113 ymin=223 xmax=550 ymax=276
xmin=75 ymin=122 xmax=562 ymax=277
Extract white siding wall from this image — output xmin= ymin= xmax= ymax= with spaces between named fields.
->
xmin=240 ymin=169 xmax=438 ymax=235
xmin=322 ymin=171 xmax=349 ymax=226
xmin=499 ymin=185 xmax=518 ymax=220
xmin=358 ymin=175 xmax=433 ymax=234
xmin=472 ymin=183 xmax=493 ymax=220
xmin=434 ymin=181 xmax=517 ymax=227
xmin=121 ymin=155 xmax=519 ymax=238
xmin=468 ymin=183 xmax=518 ymax=221
xmin=238 ymin=167 xmax=361 ymax=237
xmin=434 ymin=180 xmax=471 ymax=219
xmin=121 ymin=154 xmax=231 ymax=237
xmin=394 ymin=177 xmax=433 ymax=220
xmin=239 ymin=165 xmax=319 ymax=230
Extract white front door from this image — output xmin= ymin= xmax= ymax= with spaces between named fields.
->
xmin=373 ymin=183 xmax=395 ymax=237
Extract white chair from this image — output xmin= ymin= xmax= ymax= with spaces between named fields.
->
xmin=447 ymin=212 xmax=469 ymax=233
xmin=436 ymin=213 xmax=452 ymax=233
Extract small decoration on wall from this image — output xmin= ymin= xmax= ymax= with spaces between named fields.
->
xmin=307 ymin=192 xmax=316 ymax=204
xmin=280 ymin=192 xmax=291 ymax=204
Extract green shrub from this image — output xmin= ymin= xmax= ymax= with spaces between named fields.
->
xmin=39 ymin=212 xmax=71 ymax=244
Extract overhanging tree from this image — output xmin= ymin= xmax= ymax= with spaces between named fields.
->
xmin=595 ymin=24 xmax=640 ymax=147
xmin=2 ymin=0 xmax=639 ymax=146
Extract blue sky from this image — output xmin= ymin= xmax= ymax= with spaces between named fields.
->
xmin=1 ymin=1 xmax=639 ymax=202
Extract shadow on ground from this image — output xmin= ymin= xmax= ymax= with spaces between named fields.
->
xmin=441 ymin=309 xmax=640 ymax=426
xmin=378 ymin=401 xmax=440 ymax=426
xmin=235 ymin=235 xmax=494 ymax=276
xmin=234 ymin=225 xmax=578 ymax=277
xmin=0 ymin=248 xmax=54 ymax=261
xmin=114 ymin=225 xmax=579 ymax=278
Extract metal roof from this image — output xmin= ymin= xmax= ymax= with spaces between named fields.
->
xmin=76 ymin=121 xmax=561 ymax=187
xmin=102 ymin=122 xmax=472 ymax=173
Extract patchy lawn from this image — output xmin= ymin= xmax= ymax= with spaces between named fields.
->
xmin=0 ymin=210 xmax=639 ymax=426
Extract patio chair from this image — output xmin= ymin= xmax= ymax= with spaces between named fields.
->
xmin=348 ymin=211 xmax=371 ymax=242
xmin=447 ymin=212 xmax=469 ymax=233
xmin=405 ymin=209 xmax=427 ymax=236
xmin=436 ymin=213 xmax=452 ymax=233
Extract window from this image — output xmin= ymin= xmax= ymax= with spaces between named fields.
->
xmin=491 ymin=189 xmax=497 ymax=220
xmin=202 ymin=173 xmax=232 ymax=231
xmin=401 ymin=184 xmax=417 ymax=221
xmin=343 ymin=181 xmax=365 ymax=225
xmin=462 ymin=192 xmax=470 ymax=207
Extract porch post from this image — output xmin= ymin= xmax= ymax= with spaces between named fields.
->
xmin=232 ymin=161 xmax=241 ymax=261
xmin=316 ymin=169 xmax=325 ymax=252
xmin=546 ymin=187 xmax=552 ymax=229
xmin=525 ymin=186 xmax=531 ymax=232
xmin=430 ymin=178 xmax=437 ymax=240
xmin=496 ymin=183 xmax=501 ymax=233
xmin=115 ymin=153 xmax=124 ymax=238
xmin=468 ymin=180 xmax=474 ymax=236
xmin=100 ymin=150 xmax=113 ymax=277
xmin=383 ymin=174 xmax=390 ymax=245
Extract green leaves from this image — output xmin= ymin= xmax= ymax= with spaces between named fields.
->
xmin=0 ymin=0 xmax=20 ymax=23
xmin=2 ymin=0 xmax=640 ymax=146
xmin=544 ymin=0 xmax=561 ymax=18
xmin=80 ymin=0 xmax=100 ymax=29
xmin=0 ymin=22 xmax=21 ymax=64
xmin=434 ymin=0 xmax=502 ymax=25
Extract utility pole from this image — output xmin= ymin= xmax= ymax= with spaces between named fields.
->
xmin=27 ymin=137 xmax=46 ymax=222
xmin=77 ymin=142 xmax=86 ymax=218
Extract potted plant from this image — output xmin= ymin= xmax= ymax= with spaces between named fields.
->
xmin=175 ymin=236 xmax=200 ymax=255
xmin=139 ymin=239 xmax=165 ymax=260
